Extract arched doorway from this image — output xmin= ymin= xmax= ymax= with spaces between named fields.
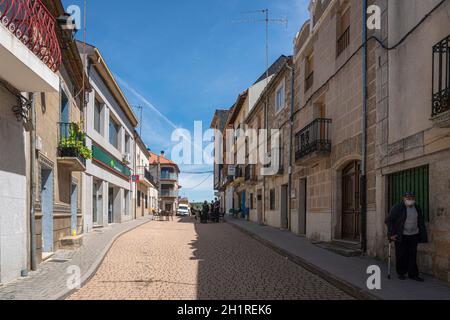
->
xmin=341 ymin=161 xmax=361 ymax=241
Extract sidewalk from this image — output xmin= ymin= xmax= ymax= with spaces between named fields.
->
xmin=227 ymin=218 xmax=450 ymax=300
xmin=0 ymin=216 xmax=153 ymax=300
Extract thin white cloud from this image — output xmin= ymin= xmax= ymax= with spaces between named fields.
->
xmin=115 ymin=75 xmax=178 ymax=129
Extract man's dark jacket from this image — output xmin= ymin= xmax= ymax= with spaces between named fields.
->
xmin=385 ymin=202 xmax=428 ymax=243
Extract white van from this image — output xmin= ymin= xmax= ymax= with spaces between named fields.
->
xmin=177 ymin=204 xmax=190 ymax=216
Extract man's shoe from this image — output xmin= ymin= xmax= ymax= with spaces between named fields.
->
xmin=409 ymin=276 xmax=425 ymax=282
xmin=398 ymin=275 xmax=406 ymax=280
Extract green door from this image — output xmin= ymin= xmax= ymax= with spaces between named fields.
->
xmin=388 ymin=165 xmax=430 ymax=221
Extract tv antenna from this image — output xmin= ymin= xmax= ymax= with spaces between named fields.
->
xmin=133 ymin=105 xmax=144 ymax=136
xmin=232 ymin=9 xmax=288 ymax=87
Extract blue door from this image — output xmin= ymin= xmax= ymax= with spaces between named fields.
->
xmin=41 ymin=169 xmax=54 ymax=253
xmin=71 ymin=183 xmax=78 ymax=235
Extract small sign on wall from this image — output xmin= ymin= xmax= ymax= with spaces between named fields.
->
xmin=291 ymin=188 xmax=296 ymax=199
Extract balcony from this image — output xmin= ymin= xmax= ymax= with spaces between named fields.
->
xmin=144 ymin=169 xmax=156 ymax=186
xmin=295 ymin=118 xmax=332 ymax=166
xmin=160 ymin=189 xmax=178 ymax=198
xmin=245 ymin=164 xmax=257 ymax=182
xmin=57 ymin=123 xmax=89 ymax=172
xmin=135 ymin=167 xmax=156 ymax=187
xmin=431 ymin=35 xmax=450 ymax=128
xmin=160 ymin=171 xmax=178 ymax=181
xmin=0 ymin=0 xmax=60 ymax=92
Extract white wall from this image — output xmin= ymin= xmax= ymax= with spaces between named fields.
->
xmin=83 ymin=68 xmax=136 ymax=226
xmin=248 ymin=76 xmax=274 ymax=114
xmin=0 ymin=87 xmax=28 ymax=284
xmin=387 ymin=0 xmax=450 ymax=143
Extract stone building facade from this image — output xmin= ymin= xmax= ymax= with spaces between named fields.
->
xmin=373 ymin=0 xmax=450 ymax=282
xmin=245 ymin=57 xmax=293 ymax=229
xmin=290 ymin=0 xmax=377 ymax=247
xmin=33 ymin=1 xmax=89 ymax=262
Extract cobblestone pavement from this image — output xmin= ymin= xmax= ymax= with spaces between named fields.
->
xmin=0 ymin=217 xmax=153 ymax=300
xmin=68 ymin=217 xmax=353 ymax=300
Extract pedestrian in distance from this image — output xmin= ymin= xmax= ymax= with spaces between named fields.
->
xmin=385 ymin=192 xmax=428 ymax=282
xmin=201 ymin=201 xmax=209 ymax=224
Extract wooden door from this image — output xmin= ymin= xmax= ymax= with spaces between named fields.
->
xmin=341 ymin=161 xmax=361 ymax=240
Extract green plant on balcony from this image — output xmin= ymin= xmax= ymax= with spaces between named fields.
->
xmin=59 ymin=123 xmax=93 ymax=160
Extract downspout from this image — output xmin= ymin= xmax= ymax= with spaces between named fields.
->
xmin=361 ymin=0 xmax=368 ymax=254
xmin=287 ymin=64 xmax=295 ymax=231
xmin=29 ymin=93 xmax=37 ymax=271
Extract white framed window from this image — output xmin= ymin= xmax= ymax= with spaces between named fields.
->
xmin=94 ymin=98 xmax=103 ymax=134
xmin=109 ymin=116 xmax=120 ymax=149
xmin=275 ymin=80 xmax=286 ymax=113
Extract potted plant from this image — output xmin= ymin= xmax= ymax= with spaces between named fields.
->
xmin=59 ymin=123 xmax=92 ymax=160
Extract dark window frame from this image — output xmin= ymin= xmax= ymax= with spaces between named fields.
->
xmin=270 ymin=189 xmax=276 ymax=210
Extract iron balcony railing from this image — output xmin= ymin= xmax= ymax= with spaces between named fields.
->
xmin=160 ymin=189 xmax=178 ymax=198
xmin=235 ymin=165 xmax=244 ymax=179
xmin=160 ymin=171 xmax=178 ymax=180
xmin=337 ymin=27 xmax=350 ymax=57
xmin=57 ymin=122 xmax=87 ymax=167
xmin=144 ymin=169 xmax=155 ymax=185
xmin=295 ymin=118 xmax=332 ymax=161
xmin=432 ymin=34 xmax=450 ymax=117
xmin=0 ymin=0 xmax=61 ymax=72
xmin=245 ymin=164 xmax=258 ymax=181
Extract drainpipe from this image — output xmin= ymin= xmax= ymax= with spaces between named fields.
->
xmin=361 ymin=0 xmax=368 ymax=254
xmin=29 ymin=93 xmax=37 ymax=271
xmin=286 ymin=63 xmax=295 ymax=231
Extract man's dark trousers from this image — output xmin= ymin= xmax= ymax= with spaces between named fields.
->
xmin=395 ymin=234 xmax=420 ymax=278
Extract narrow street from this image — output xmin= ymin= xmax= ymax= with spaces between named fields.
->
xmin=68 ymin=218 xmax=352 ymax=300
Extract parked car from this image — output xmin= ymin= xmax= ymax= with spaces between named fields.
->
xmin=177 ymin=204 xmax=190 ymax=216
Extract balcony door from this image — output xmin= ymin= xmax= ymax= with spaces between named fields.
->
xmin=60 ymin=91 xmax=69 ymax=138
xmin=341 ymin=161 xmax=361 ymax=241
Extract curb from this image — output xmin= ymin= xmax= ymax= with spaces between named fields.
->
xmin=227 ymin=219 xmax=380 ymax=301
xmin=54 ymin=217 xmax=154 ymax=300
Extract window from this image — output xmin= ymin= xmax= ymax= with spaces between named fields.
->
xmin=145 ymin=195 xmax=148 ymax=209
xmin=124 ymin=190 xmax=130 ymax=215
xmin=125 ymin=133 xmax=131 ymax=154
xmin=305 ymin=54 xmax=314 ymax=92
xmin=270 ymin=189 xmax=276 ymax=210
xmin=388 ymin=166 xmax=430 ymax=222
xmin=250 ymin=193 xmax=254 ymax=210
xmin=432 ymin=35 xmax=450 ymax=117
xmin=337 ymin=7 xmax=350 ymax=57
xmin=137 ymin=190 xmax=141 ymax=207
xmin=94 ymin=99 xmax=103 ymax=133
xmin=275 ymin=80 xmax=285 ymax=113
xmin=109 ymin=116 xmax=120 ymax=148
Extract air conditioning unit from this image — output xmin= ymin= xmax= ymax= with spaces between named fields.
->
xmin=123 ymin=153 xmax=132 ymax=164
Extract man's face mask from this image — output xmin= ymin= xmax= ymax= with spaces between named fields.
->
xmin=405 ymin=199 xmax=416 ymax=207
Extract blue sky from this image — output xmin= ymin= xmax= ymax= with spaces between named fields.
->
xmin=64 ymin=0 xmax=309 ymax=202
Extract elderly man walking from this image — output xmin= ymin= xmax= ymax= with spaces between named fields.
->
xmin=385 ymin=192 xmax=428 ymax=282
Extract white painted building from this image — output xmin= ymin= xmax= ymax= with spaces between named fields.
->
xmin=78 ymin=42 xmax=139 ymax=233
xmin=0 ymin=0 xmax=60 ymax=284
xmin=134 ymin=133 xmax=159 ymax=218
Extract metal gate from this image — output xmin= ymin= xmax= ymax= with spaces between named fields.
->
xmin=388 ymin=165 xmax=430 ymax=221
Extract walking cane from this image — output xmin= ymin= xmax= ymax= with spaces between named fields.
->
xmin=388 ymin=240 xmax=392 ymax=280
